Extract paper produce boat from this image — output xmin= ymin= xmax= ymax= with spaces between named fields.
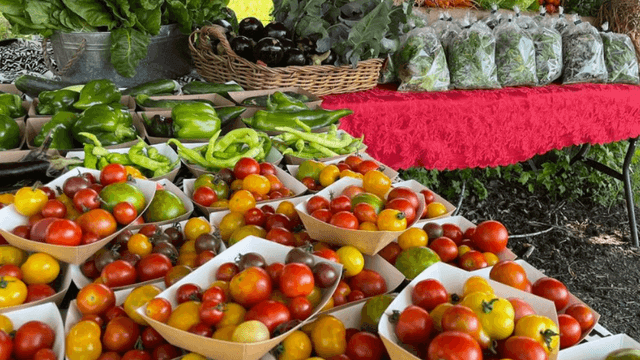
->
xmin=557 ymin=334 xmax=640 ymax=360
xmin=4 ymin=303 xmax=65 ymax=360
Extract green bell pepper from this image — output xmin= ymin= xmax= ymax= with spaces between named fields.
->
xmin=34 ymin=111 xmax=78 ymax=148
xmin=0 ymin=115 xmax=20 ymax=150
xmin=243 ymin=108 xmax=353 ymax=131
xmin=267 ymin=92 xmax=309 ymax=112
xmin=36 ymin=90 xmax=80 ymax=115
xmin=181 ymin=81 xmax=244 ymax=97
xmin=73 ymin=79 xmax=122 ymax=110
xmin=72 ymin=104 xmax=137 ymax=146
xmin=172 ymin=102 xmax=221 ymax=139
xmin=0 ymin=93 xmax=25 ymax=118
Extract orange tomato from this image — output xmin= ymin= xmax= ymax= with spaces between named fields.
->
xmin=242 ymin=174 xmax=271 ymax=196
xmin=363 ymin=170 xmax=391 ymax=199
xmin=228 ymin=190 xmax=256 ymax=213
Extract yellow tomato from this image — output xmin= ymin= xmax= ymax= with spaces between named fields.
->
xmin=230 ymin=179 xmax=244 ymax=191
xmin=0 ymin=194 xmax=14 ymax=205
xmin=242 ymin=174 xmax=271 ymax=196
xmin=0 ymin=315 xmax=13 ymax=333
xmin=232 ymin=320 xmax=270 ymax=343
xmin=276 ymin=201 xmax=297 ymax=220
xmin=218 ymin=212 xmax=245 ymax=242
xmin=319 ymin=165 xmax=340 ymax=187
xmin=184 ymin=218 xmax=212 ymax=241
xmin=66 ymin=320 xmax=102 ymax=360
xmin=426 ymin=202 xmax=447 ymax=218
xmin=229 ymin=225 xmax=267 ymax=246
xmin=21 ymin=253 xmax=60 ymax=285
xmin=211 ymin=200 xmax=229 ymax=208
xmin=278 ymin=331 xmax=313 ymax=360
xmin=311 ymin=315 xmax=346 ymax=358
xmin=430 ymin=303 xmax=454 ymax=332
xmin=339 ymin=170 xmax=361 ymax=179
xmin=177 ymin=252 xmax=198 ymax=268
xmin=124 ymin=166 xmax=146 ymax=179
xmin=180 ymin=240 xmax=197 ymax=254
xmin=0 ymin=246 xmax=26 ymax=266
xmin=228 ymin=190 xmax=256 ymax=214
xmin=483 ymin=252 xmax=500 ymax=266
xmin=167 ymin=301 xmax=201 ymax=331
xmin=14 ymin=187 xmax=48 ymax=217
xmin=377 ymin=209 xmax=407 ymax=231
xmin=123 ymin=284 xmax=162 ymax=325
xmin=336 ymin=246 xmax=364 ymax=277
xmin=306 ymin=287 xmax=323 ymax=308
xmin=398 ymin=228 xmax=428 ymax=250
xmin=462 ymin=276 xmax=494 ymax=298
xmin=359 ymin=222 xmax=378 ymax=231
xmin=181 ymin=354 xmax=206 ymax=360
xmin=217 ymin=302 xmax=246 ymax=328
xmin=458 ymin=245 xmax=472 ymax=256
xmin=127 ymin=233 xmax=153 ymax=257
xmin=363 ymin=170 xmax=391 ymax=199
xmin=0 ymin=276 xmax=27 ymax=307
xmin=213 ymin=325 xmax=237 ymax=341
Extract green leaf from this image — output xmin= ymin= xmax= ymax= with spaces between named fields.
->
xmin=136 ymin=0 xmax=163 ymax=10
xmin=0 ymin=0 xmax=25 ymax=16
xmin=24 ymin=1 xmax=59 ymax=27
xmin=61 ymin=0 xmax=117 ymax=29
xmin=134 ymin=7 xmax=162 ymax=35
xmin=110 ymin=28 xmax=150 ymax=78
xmin=166 ymin=0 xmax=191 ymax=34
xmin=340 ymin=0 xmax=392 ymax=67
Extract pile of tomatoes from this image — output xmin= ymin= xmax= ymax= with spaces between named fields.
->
xmin=9 ymin=165 xmax=147 ymax=247
xmin=66 ymin=283 xmax=182 ymax=360
xmin=296 ymin=156 xmax=384 ymax=191
xmin=0 ymin=316 xmax=56 ymax=360
xmin=191 ymin=158 xmax=293 ymax=209
xmin=0 ymin=252 xmax=60 ymax=308
xmin=80 ymin=218 xmax=218 ymax=289
xmin=144 ymin=248 xmax=338 ymax=343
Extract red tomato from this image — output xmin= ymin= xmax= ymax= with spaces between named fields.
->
xmin=343 ymin=156 xmax=362 ymax=169
xmin=378 ymin=242 xmax=402 ymax=265
xmin=25 ymin=284 xmax=56 ymax=303
xmin=138 ymin=225 xmax=158 ymax=238
xmin=441 ymin=224 xmax=463 ymax=245
xmin=508 ymin=298 xmax=536 ymax=323
xmin=63 ymin=176 xmax=90 ymax=198
xmin=347 ymin=290 xmax=365 ymax=302
xmin=311 ymin=209 xmax=333 ymax=223
xmin=259 ymin=163 xmax=277 ymax=176
xmin=441 ymin=305 xmax=489 ymax=349
xmin=387 ymin=187 xmax=420 ymax=210
xmin=189 ymin=322 xmax=213 ymax=337
xmin=104 ymin=306 xmax=127 ymax=322
xmin=201 ymin=286 xmax=226 ymax=304
xmin=34 ymin=348 xmax=56 ymax=360
xmin=531 ymin=277 xmax=569 ymax=311
xmin=176 ymin=283 xmax=202 ymax=304
xmin=341 ymin=185 xmax=365 ymax=199
xmin=244 ymin=207 xmax=267 ymax=227
xmin=0 ymin=264 xmax=22 ymax=280
xmin=288 ymin=296 xmax=312 ymax=320
xmin=230 ymin=267 xmax=272 ymax=308
xmin=13 ymin=321 xmax=55 ymax=360
xmin=265 ymin=213 xmax=291 ymax=232
xmin=463 ymin=227 xmax=476 ymax=239
xmin=564 ymin=303 xmax=595 ymax=332
xmin=40 ymin=199 xmax=66 ymax=219
xmin=76 ymin=283 xmax=115 ymax=315
xmin=261 ymin=205 xmax=275 ymax=214
xmin=428 ymin=237 xmax=459 ymax=263
xmin=199 ymin=299 xmax=225 ymax=326
xmin=313 ymin=248 xmax=340 ymax=263
xmin=280 ymin=263 xmax=314 ymax=298
xmin=500 ymin=336 xmax=548 ymax=360
xmin=421 ymin=190 xmax=435 ymax=205
xmin=112 ymin=202 xmax=138 ymax=225
xmin=471 ymin=220 xmax=509 ymax=253
xmin=559 ymin=314 xmax=581 ymax=349
xmin=265 ymin=263 xmax=285 ymax=286
xmin=306 ymin=196 xmax=330 ymax=214
xmin=330 ymin=195 xmax=352 ymax=214
xmin=346 ymin=332 xmax=386 ymax=360
xmin=395 ymin=305 xmax=433 ymax=345
xmin=73 ymin=188 xmax=101 ymax=212
xmin=103 ymin=317 xmax=140 ymax=353
xmin=76 ymin=209 xmax=118 ymax=239
xmin=81 ymin=314 xmax=104 ymax=327
xmin=141 ymin=326 xmax=165 ymax=349
xmin=386 ymin=198 xmax=416 ymax=225
xmin=301 ymin=177 xmax=317 ymax=191
xmin=266 ymin=227 xmax=295 ymax=246
xmin=353 ymin=203 xmax=377 ymax=223
xmin=245 ymin=300 xmax=291 ymax=334
xmin=82 ymin=173 xmax=97 ymax=184
xmin=136 ymin=253 xmax=173 ymax=282
xmin=101 ymin=164 xmax=128 ymax=186
xmin=428 ymin=332 xmax=482 ymax=360
xmin=234 ymin=158 xmax=260 ymax=180
xmin=101 ymin=260 xmax=137 ymax=288
xmin=490 ymin=261 xmax=529 ymax=291
xmin=193 ymin=187 xmax=217 ymax=207
xmin=216 ymin=262 xmax=239 ymax=282
xmin=45 ymin=219 xmax=82 ymax=246
xmin=348 ymin=269 xmax=387 ymax=297
xmin=12 ymin=225 xmax=31 ymax=240
xmin=152 ymin=344 xmax=181 ymax=360
xmin=98 ymin=353 xmax=121 ymax=360
xmin=0 ymin=328 xmax=12 ymax=360
xmin=38 ymin=186 xmax=57 ymax=200
xmin=122 ymin=350 xmax=152 ymax=360
xmin=412 ymin=279 xmax=448 ymax=311
xmin=145 ymin=298 xmax=172 ymax=324
xmin=28 ymin=214 xmax=44 ymax=227
xmin=355 ymin=160 xmax=379 ymax=175
xmin=196 ymin=251 xmax=216 ymax=267
xmin=330 ymin=211 xmax=359 ymax=230
xmin=458 ymin=251 xmax=488 ymax=271
xmin=81 ymin=231 xmax=101 ymax=245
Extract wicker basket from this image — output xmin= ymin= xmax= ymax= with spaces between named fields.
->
xmin=188 ymin=25 xmax=384 ymax=96
xmin=599 ymin=0 xmax=640 ymax=60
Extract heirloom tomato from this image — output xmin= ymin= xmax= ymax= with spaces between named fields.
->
xmin=77 ymin=283 xmax=115 ymax=315
xmin=230 ymin=267 xmax=272 ymax=308
xmin=124 ymin=285 xmax=162 ymax=325
xmin=66 ymin=320 xmax=102 ymax=360
xmin=0 ymin=276 xmax=27 ymax=307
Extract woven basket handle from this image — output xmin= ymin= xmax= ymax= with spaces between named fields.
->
xmin=41 ymin=37 xmax=86 ymax=77
xmin=201 ymin=25 xmax=240 ymax=58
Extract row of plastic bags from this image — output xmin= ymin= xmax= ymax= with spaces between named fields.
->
xmin=382 ymin=7 xmax=639 ymax=92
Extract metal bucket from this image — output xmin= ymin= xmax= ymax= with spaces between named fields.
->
xmin=50 ymin=24 xmax=193 ymax=87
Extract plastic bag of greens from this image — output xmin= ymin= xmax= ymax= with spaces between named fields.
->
xmin=397 ymin=28 xmax=450 ymax=92
xmin=514 ymin=6 xmax=537 ymax=30
xmin=544 ymin=7 xmax=571 ymax=34
xmin=529 ymin=21 xmax=563 ymax=85
xmin=447 ymin=21 xmax=501 ymax=89
xmin=533 ymin=6 xmax=547 ymax=25
xmin=432 ymin=13 xmax=462 ymax=52
xmin=600 ymin=23 xmax=640 ymax=84
xmin=562 ymin=19 xmax=608 ymax=84
xmin=482 ymin=5 xmax=504 ymax=30
xmin=494 ymin=17 xmax=538 ymax=86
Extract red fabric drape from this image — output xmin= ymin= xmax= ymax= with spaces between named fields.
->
xmin=321 ymin=84 xmax=640 ymax=170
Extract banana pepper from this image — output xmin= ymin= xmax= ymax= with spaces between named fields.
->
xmin=36 ymin=89 xmax=80 ymax=115
xmin=0 ymin=93 xmax=25 ymax=118
xmin=73 ymin=79 xmax=121 ymax=110
xmin=514 ymin=314 xmax=560 ymax=354
xmin=72 ymin=104 xmax=137 ymax=146
xmin=460 ymin=291 xmax=515 ymax=341
xmin=34 ymin=111 xmax=78 ymax=149
xmin=171 ymin=102 xmax=221 ymax=139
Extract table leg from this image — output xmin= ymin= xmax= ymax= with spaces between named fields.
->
xmin=622 ymin=138 xmax=638 ymax=247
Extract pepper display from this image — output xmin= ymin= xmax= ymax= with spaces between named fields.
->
xmin=273 ymin=124 xmax=365 ymax=159
xmin=73 ymin=79 xmax=122 ymax=110
xmin=243 ymin=108 xmax=353 ymax=132
xmin=0 ymin=93 xmax=26 ymax=118
xmin=181 ymin=81 xmax=244 ymax=97
xmin=168 ymin=128 xmax=271 ymax=170
xmin=0 ymin=115 xmax=20 ymax=150
xmin=34 ymin=111 xmax=78 ymax=149
xmin=36 ymin=90 xmax=80 ymax=115
xmin=71 ymin=104 xmax=137 ymax=146
xmin=171 ymin=102 xmax=221 ymax=139
xmin=266 ymin=92 xmax=309 ymax=112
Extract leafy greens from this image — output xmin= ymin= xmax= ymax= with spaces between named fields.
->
xmin=600 ymin=30 xmax=640 ymax=84
xmin=396 ymin=28 xmax=450 ymax=92
xmin=562 ymin=21 xmax=608 ymax=84
xmin=494 ymin=18 xmax=538 ymax=87
xmin=447 ymin=21 xmax=501 ymax=90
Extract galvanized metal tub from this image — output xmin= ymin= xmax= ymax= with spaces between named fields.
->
xmin=50 ymin=24 xmax=192 ymax=87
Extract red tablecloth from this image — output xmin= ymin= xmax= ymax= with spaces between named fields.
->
xmin=322 ymin=84 xmax=640 ymax=171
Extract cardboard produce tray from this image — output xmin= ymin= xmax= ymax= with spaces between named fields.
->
xmin=5 ymin=303 xmax=65 ymax=360
xmin=557 ymin=334 xmax=640 ymax=359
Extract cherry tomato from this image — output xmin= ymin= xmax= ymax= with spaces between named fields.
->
xmin=378 ymin=242 xmax=402 ymax=265
xmin=395 ymin=305 xmax=433 ymax=345
xmin=13 ymin=321 xmax=55 ymax=360
xmin=62 ymin=176 xmax=91 ymax=199
xmin=353 ymin=203 xmax=377 ymax=223
xmin=113 ymin=202 xmax=138 ymax=225
xmin=216 ymin=262 xmax=239 ymax=282
xmin=306 ymin=196 xmax=330 ymax=214
xmin=193 ymin=187 xmax=218 ymax=207
xmin=40 ymin=199 xmax=67 ymax=219
xmin=330 ymin=195 xmax=352 ymax=214
xmin=25 ymin=284 xmax=56 ymax=303
xmin=531 ymin=277 xmax=569 ymax=311
xmin=0 ymin=264 xmax=22 ymax=280
xmin=387 ymin=187 xmax=420 ymax=210
xmin=122 ymin=350 xmax=152 ymax=360
xmin=428 ymin=332 xmax=482 ymax=360
xmin=151 ymin=344 xmax=180 ymax=360
xmin=73 ymin=188 xmax=101 ymax=212
xmin=104 ymin=306 xmax=127 ymax=322
xmin=330 ymin=211 xmax=359 ymax=230
xmin=288 ymin=296 xmax=313 ymax=320
xmin=140 ymin=326 xmax=165 ymax=349
xmin=76 ymin=283 xmax=115 ymax=315
xmin=500 ymin=336 xmax=548 ymax=360
xmin=428 ymin=237 xmax=459 ymax=263
xmin=234 ymin=158 xmax=261 ymax=180
xmin=244 ymin=207 xmax=266 ymax=227
xmin=38 ymin=186 xmax=57 ymax=200
xmin=265 ymin=262 xmax=285 ymax=285
xmin=136 ymin=253 xmax=172 ymax=282
xmin=265 ymin=213 xmax=291 ymax=232
xmin=386 ymin=198 xmax=416 ymax=225
xmin=138 ymin=225 xmax=158 ymax=238
xmin=44 ymin=219 xmax=82 ymax=246
xmin=311 ymin=209 xmax=333 ymax=223
xmin=12 ymin=225 xmax=30 ymax=239
xmin=202 ymin=286 xmax=227 ymax=303
xmin=245 ymin=300 xmax=291 ymax=334
xmin=490 ymin=261 xmax=529 ymax=291
xmin=34 ymin=348 xmax=56 ymax=360
xmin=564 ymin=303 xmax=595 ymax=332
xmin=176 ymin=283 xmax=202 ymax=304
xmin=101 ymin=260 xmax=137 ymax=288
xmin=0 ymin=330 xmax=11 ymax=360
xmin=346 ymin=332 xmax=386 ymax=360
xmin=279 ymin=263 xmax=314 ymax=298
xmin=101 ymin=164 xmax=127 ymax=186
xmin=559 ymin=314 xmax=581 ymax=349
xmin=266 ymin=227 xmax=295 ymax=246
xmin=229 ymin=267 xmax=272 ymax=308
xmin=412 ymin=279 xmax=448 ymax=311
xmin=442 ymin=224 xmax=463 ymax=245
xmin=103 ymin=317 xmax=140 ymax=353
xmin=348 ymin=269 xmax=386 ymax=297
xmin=313 ymin=248 xmax=340 ymax=263
xmin=458 ymin=251 xmax=488 ymax=271
xmin=471 ymin=220 xmax=509 ymax=253
xmin=508 ymin=297 xmax=536 ymax=323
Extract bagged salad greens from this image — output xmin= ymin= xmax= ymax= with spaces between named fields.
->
xmin=529 ymin=20 xmax=563 ymax=85
xmin=432 ymin=13 xmax=462 ymax=52
xmin=483 ymin=5 xmax=504 ymax=30
xmin=447 ymin=20 xmax=501 ymax=89
xmin=494 ymin=17 xmax=538 ymax=86
xmin=562 ymin=19 xmax=608 ymax=83
xmin=544 ymin=7 xmax=571 ymax=34
xmin=600 ymin=23 xmax=640 ymax=84
xmin=513 ymin=6 xmax=537 ymax=30
xmin=397 ymin=28 xmax=450 ymax=92
xmin=533 ymin=6 xmax=547 ymax=24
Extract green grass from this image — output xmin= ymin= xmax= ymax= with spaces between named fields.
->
xmin=228 ymin=0 xmax=273 ymax=24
